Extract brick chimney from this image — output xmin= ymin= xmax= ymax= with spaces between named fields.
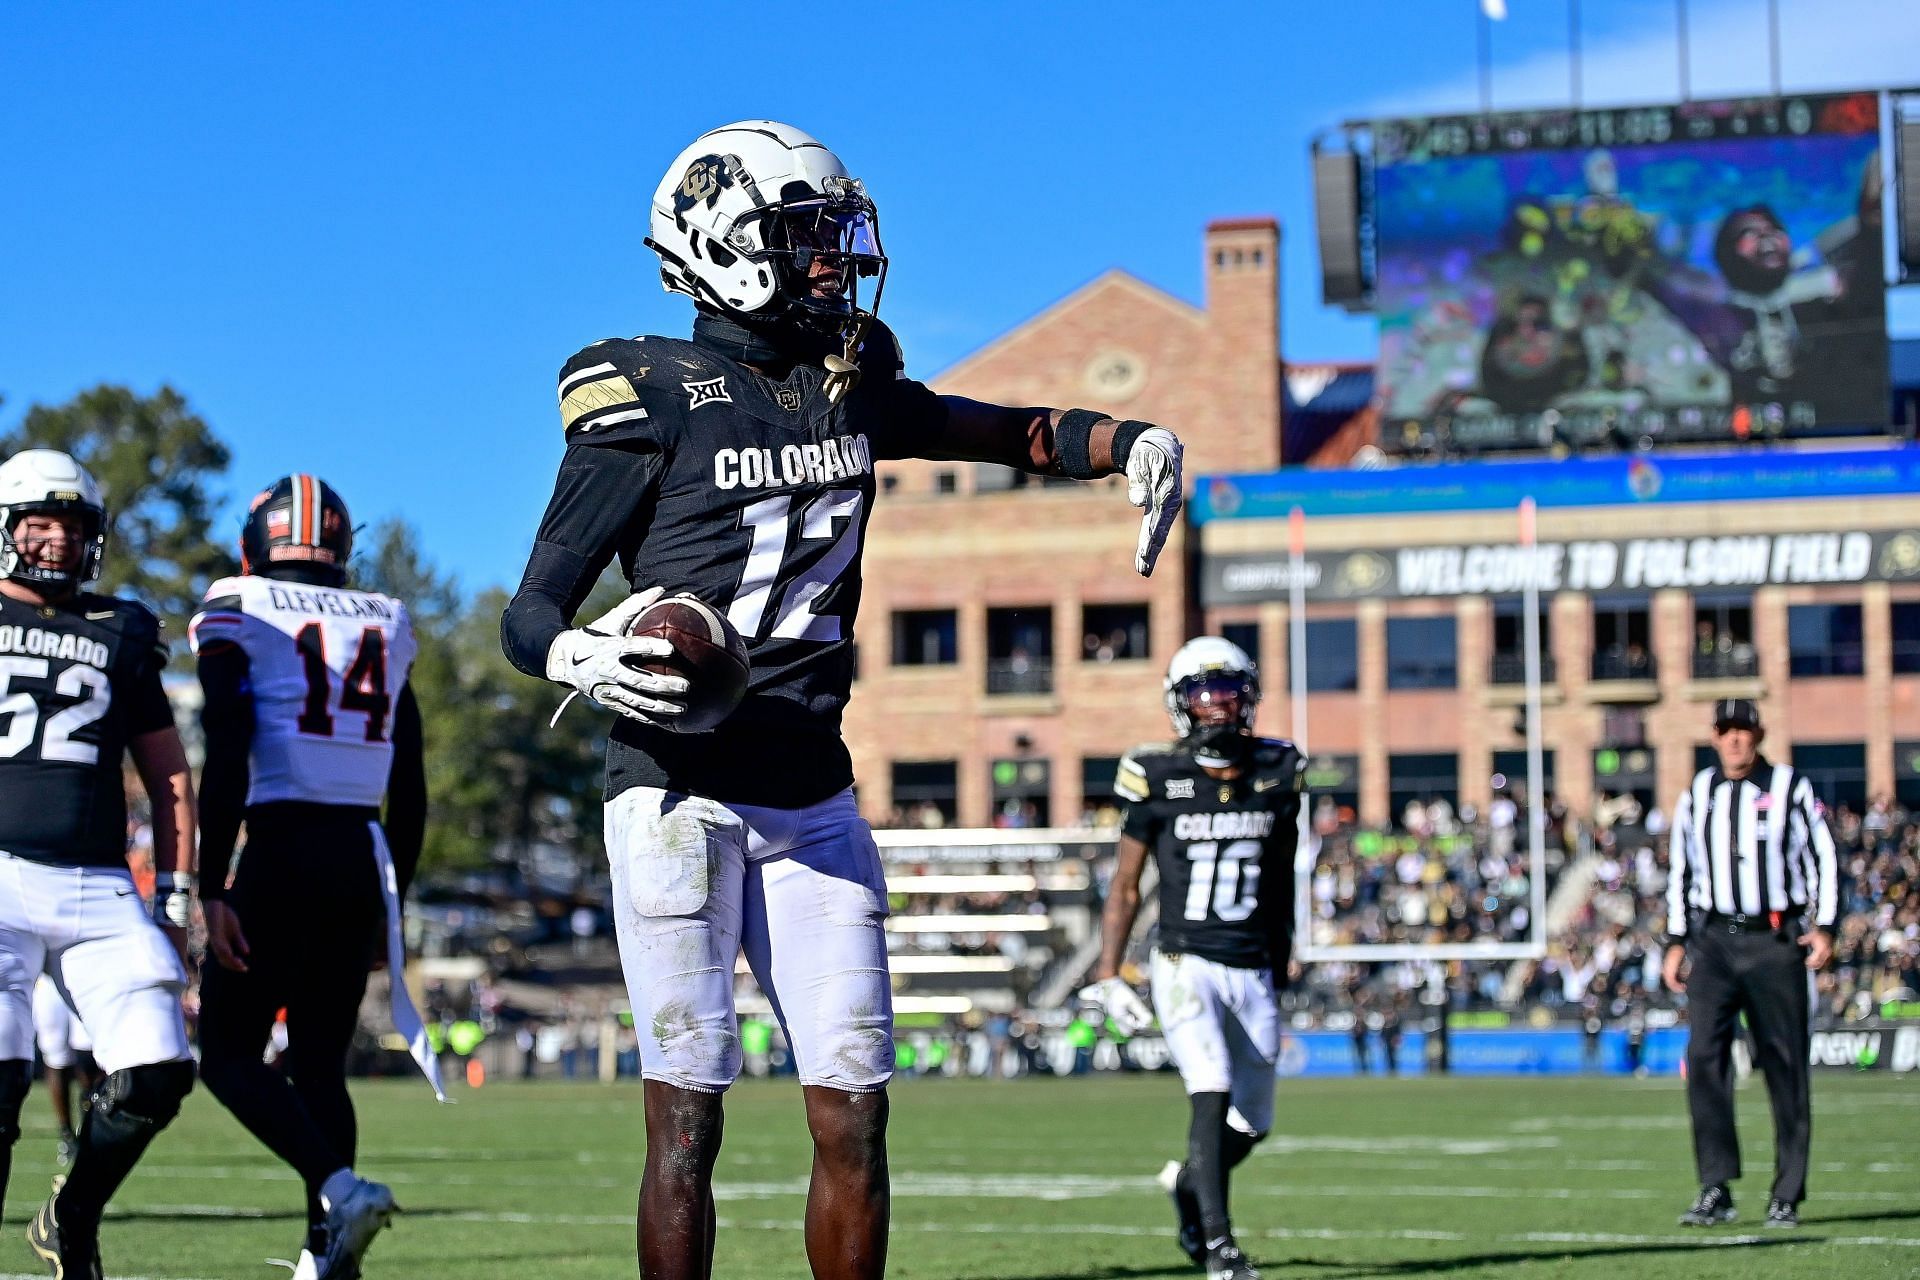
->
xmin=1200 ymin=218 xmax=1283 ymax=475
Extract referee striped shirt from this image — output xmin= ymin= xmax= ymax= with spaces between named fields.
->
xmin=1665 ymin=757 xmax=1838 ymax=940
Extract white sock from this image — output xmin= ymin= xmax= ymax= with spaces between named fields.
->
xmin=319 ymin=1167 xmax=358 ymax=1213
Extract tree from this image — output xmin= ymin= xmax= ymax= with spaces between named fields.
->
xmin=3 ymin=385 xmax=237 ymax=635
xmin=358 ymin=519 xmax=616 ymax=878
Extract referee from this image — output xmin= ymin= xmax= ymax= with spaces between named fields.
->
xmin=1662 ymin=698 xmax=1836 ymax=1230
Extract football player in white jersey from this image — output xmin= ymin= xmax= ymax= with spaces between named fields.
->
xmin=190 ymin=475 xmax=432 ymax=1280
xmin=0 ymin=450 xmax=198 ymax=1280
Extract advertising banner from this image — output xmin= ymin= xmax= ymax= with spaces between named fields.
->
xmin=1202 ymin=527 xmax=1920 ymax=605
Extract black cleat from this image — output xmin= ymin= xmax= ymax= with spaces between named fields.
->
xmin=1204 ymin=1238 xmax=1260 ymax=1280
xmin=27 ymin=1196 xmax=102 ymax=1280
xmin=1678 ymin=1184 xmax=1737 ymax=1227
xmin=1157 ymin=1160 xmax=1206 ymax=1264
xmin=1764 ymin=1199 xmax=1799 ymax=1229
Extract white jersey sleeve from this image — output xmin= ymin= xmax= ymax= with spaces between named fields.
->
xmin=190 ymin=575 xmax=417 ymax=807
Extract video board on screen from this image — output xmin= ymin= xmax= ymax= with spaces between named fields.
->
xmin=1373 ymin=93 xmax=1887 ymax=453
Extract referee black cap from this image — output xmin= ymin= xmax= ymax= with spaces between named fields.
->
xmin=1712 ymin=698 xmax=1762 ymax=732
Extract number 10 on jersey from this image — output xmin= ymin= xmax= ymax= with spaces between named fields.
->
xmin=1184 ymin=839 xmax=1261 ymax=923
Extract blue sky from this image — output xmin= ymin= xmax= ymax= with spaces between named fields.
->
xmin=4 ymin=0 xmax=1917 ymax=592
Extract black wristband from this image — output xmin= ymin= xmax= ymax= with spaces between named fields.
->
xmin=1110 ymin=420 xmax=1155 ymax=470
xmin=1054 ymin=409 xmax=1105 ymax=480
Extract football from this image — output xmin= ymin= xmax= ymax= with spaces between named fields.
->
xmin=622 ymin=592 xmax=751 ymax=733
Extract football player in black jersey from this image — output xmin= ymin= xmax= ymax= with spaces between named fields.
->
xmin=501 ymin=120 xmax=1185 ymax=1280
xmin=0 ymin=450 xmax=198 ymax=1279
xmin=1084 ymin=637 xmax=1304 ymax=1280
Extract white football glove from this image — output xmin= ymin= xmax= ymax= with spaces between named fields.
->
xmin=1125 ymin=427 xmax=1183 ymax=576
xmin=545 ymin=587 xmax=689 ymax=726
xmin=1078 ymin=976 xmax=1155 ymax=1036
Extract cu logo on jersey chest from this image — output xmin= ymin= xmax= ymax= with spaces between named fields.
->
xmin=684 ymin=377 xmax=732 ymax=410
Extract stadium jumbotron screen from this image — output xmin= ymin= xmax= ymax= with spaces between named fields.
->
xmin=1372 ymin=92 xmax=1887 ymax=453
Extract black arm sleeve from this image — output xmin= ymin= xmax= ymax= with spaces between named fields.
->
xmin=500 ymin=442 xmax=664 ymax=678
xmin=195 ymin=644 xmax=255 ymax=900
xmin=127 ymin=633 xmax=177 ymax=736
xmin=383 ymin=683 xmax=427 ymax=898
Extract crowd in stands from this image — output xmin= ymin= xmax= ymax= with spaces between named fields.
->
xmin=304 ymin=776 xmax=1918 ymax=1080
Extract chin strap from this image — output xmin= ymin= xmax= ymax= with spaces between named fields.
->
xmin=1191 ymin=727 xmax=1252 ymax=768
xmin=822 ymin=314 xmax=872 ymax=406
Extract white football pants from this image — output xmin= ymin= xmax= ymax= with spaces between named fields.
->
xmin=605 ymin=786 xmax=892 ymax=1092
xmin=0 ymin=855 xmax=190 ymax=1074
xmin=1149 ymin=948 xmax=1279 ymax=1136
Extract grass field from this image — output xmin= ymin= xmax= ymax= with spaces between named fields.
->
xmin=1 ymin=1072 xmax=1914 ymax=1279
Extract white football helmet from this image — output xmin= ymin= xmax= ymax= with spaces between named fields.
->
xmin=0 ymin=449 xmax=107 ymax=590
xmin=646 ymin=121 xmax=886 ymax=337
xmin=1164 ymin=636 xmax=1260 ymax=765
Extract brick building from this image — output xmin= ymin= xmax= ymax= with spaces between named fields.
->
xmin=849 ymin=218 xmax=1358 ymax=827
xmin=847 ymin=218 xmax=1920 ymax=830
xmin=1197 ymin=455 xmax=1920 ymax=825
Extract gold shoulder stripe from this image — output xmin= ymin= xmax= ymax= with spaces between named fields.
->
xmin=1114 ymin=758 xmax=1150 ymax=802
xmin=559 ymin=374 xmax=643 ymax=431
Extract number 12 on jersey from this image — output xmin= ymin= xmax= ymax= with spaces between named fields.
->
xmin=728 ymin=489 xmax=865 ymax=642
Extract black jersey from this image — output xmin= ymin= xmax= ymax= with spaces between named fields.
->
xmin=506 ymin=317 xmax=949 ymax=808
xmin=0 ymin=591 xmax=175 ymax=868
xmin=1115 ymin=738 xmax=1306 ymax=970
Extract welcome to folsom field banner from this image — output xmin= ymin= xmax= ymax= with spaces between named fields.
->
xmin=1201 ymin=528 xmax=1920 ymax=605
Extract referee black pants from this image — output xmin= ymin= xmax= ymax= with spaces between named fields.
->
xmin=198 ymin=803 xmax=385 ymax=1224
xmin=1683 ymin=923 xmax=1813 ymax=1204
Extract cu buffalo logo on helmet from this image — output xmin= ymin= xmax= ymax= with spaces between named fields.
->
xmin=673 ymin=154 xmax=735 ymax=215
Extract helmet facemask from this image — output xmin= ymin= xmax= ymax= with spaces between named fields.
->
xmin=748 ymin=177 xmax=887 ymax=338
xmin=1169 ymin=671 xmax=1260 ymax=768
xmin=0 ymin=501 xmax=106 ymax=594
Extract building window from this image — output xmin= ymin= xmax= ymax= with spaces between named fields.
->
xmin=1386 ymin=616 xmax=1457 ymax=690
xmin=1081 ymin=603 xmax=1150 ymax=663
xmin=934 ymin=470 xmax=958 ymax=494
xmin=890 ymin=761 xmax=957 ymax=828
xmin=1692 ymin=593 xmax=1757 ymax=678
xmin=1694 ymin=744 xmax=1718 ymax=777
xmin=975 ymin=464 xmax=1035 ymax=493
xmin=1303 ymin=754 xmax=1361 ymax=820
xmin=1081 ymin=756 xmax=1122 ymax=827
xmin=1490 ymin=600 xmax=1554 ymax=684
xmin=1592 ymin=746 xmax=1658 ymax=811
xmin=1389 ymin=752 xmax=1458 ymax=818
xmin=1592 ymin=597 xmax=1654 ymax=681
xmin=1302 ymin=618 xmax=1358 ymax=692
xmin=1793 ymin=743 xmax=1866 ymax=813
xmin=1220 ymin=622 xmax=1260 ymax=667
xmin=1896 ymin=742 xmax=1920 ymax=809
xmin=1892 ymin=602 xmax=1920 ymax=675
xmin=891 ymin=609 xmax=957 ymax=666
xmin=986 ymin=607 xmax=1053 ymax=695
xmin=1490 ymin=749 xmax=1556 ymax=796
xmin=1787 ymin=604 xmax=1864 ymax=677
xmin=991 ymin=756 xmax=1051 ymax=828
